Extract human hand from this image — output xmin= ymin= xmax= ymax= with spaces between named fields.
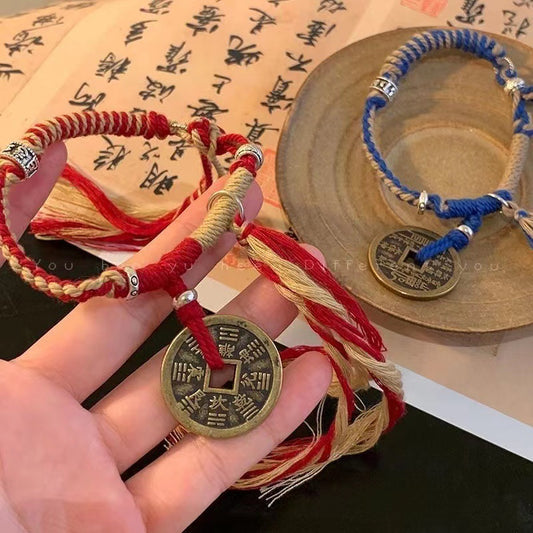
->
xmin=0 ymin=144 xmax=332 ymax=533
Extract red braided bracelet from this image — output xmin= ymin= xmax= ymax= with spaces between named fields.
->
xmin=0 ymin=112 xmax=251 ymax=301
xmin=0 ymin=110 xmax=404 ymax=494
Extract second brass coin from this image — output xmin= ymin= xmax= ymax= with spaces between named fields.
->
xmin=368 ymin=226 xmax=462 ymax=300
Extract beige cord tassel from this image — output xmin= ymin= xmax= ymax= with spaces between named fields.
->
xmin=229 ymin=225 xmax=404 ymax=498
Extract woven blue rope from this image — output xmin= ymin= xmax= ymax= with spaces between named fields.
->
xmin=363 ymin=28 xmax=533 ymax=262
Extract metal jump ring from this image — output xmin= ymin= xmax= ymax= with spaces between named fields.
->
xmin=235 ymin=143 xmax=264 ymax=170
xmin=207 ymin=190 xmax=245 ymax=220
xmin=501 ymin=56 xmax=516 ymax=73
xmin=504 ymin=77 xmax=525 ymax=96
xmin=487 ymin=192 xmax=511 ymax=209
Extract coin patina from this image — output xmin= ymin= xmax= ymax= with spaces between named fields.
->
xmin=161 ymin=315 xmax=282 ymax=438
xmin=368 ymin=227 xmax=461 ymax=299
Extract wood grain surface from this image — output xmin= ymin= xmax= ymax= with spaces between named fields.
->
xmin=277 ymin=27 xmax=533 ymax=333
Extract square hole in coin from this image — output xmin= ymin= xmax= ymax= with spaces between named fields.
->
xmin=401 ymin=248 xmax=426 ymax=270
xmin=204 ymin=359 xmax=241 ymax=395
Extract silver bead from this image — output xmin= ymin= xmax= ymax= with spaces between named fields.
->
xmin=417 ymin=190 xmax=428 ymax=215
xmin=207 ymin=190 xmax=245 ymax=220
xmin=235 ymin=143 xmax=264 ymax=170
xmin=123 ymin=266 xmax=140 ymax=300
xmin=1 ymin=142 xmax=39 ymax=179
xmin=370 ymin=76 xmax=399 ymax=102
xmin=456 ymin=225 xmax=474 ymax=242
xmin=173 ymin=288 xmax=198 ymax=310
xmin=504 ymin=77 xmax=525 ymax=95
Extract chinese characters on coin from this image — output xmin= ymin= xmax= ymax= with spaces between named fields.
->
xmin=368 ymin=227 xmax=461 ymax=299
xmin=161 ymin=315 xmax=282 ymax=438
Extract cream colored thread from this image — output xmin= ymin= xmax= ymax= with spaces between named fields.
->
xmin=170 ymin=120 xmax=224 ymax=175
xmin=191 ymin=166 xmax=254 ymax=249
xmin=501 ymin=131 xmax=528 ymax=192
xmin=169 ymin=120 xmax=254 ymax=248
xmin=244 ymin=234 xmax=402 ymax=394
xmin=231 ymin=234 xmax=401 ymax=490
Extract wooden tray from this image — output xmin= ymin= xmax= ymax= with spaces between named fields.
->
xmin=276 ymin=28 xmax=533 ymax=333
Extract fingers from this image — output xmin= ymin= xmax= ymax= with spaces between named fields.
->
xmin=91 ymin=272 xmax=299 ymax=473
xmin=0 ymin=143 xmax=67 ymax=268
xmin=16 ymin=177 xmax=262 ymax=402
xmin=127 ymin=350 xmax=331 ymax=533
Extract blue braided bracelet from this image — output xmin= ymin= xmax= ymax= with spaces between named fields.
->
xmin=362 ymin=28 xmax=533 ymax=262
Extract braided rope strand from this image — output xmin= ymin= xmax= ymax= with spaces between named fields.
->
xmin=31 ymin=119 xmax=227 ymax=247
xmin=0 ymin=111 xmax=256 ymax=302
xmin=362 ymin=28 xmax=533 ymax=261
xmin=231 ymin=227 xmax=403 ymax=493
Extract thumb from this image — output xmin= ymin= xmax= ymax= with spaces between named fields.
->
xmin=2 ymin=142 xmax=67 ymax=264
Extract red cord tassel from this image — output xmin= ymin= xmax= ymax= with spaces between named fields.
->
xmin=243 ymin=224 xmax=405 ymax=429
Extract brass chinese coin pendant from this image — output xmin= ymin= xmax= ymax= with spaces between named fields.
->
xmin=368 ymin=227 xmax=462 ymax=300
xmin=161 ymin=315 xmax=282 ymax=439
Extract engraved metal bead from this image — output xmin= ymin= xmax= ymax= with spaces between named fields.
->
xmin=0 ymin=142 xmax=39 ymax=179
xmin=235 ymin=143 xmax=264 ymax=170
xmin=123 ymin=266 xmax=140 ymax=300
xmin=456 ymin=224 xmax=474 ymax=242
xmin=370 ymin=76 xmax=399 ymax=102
xmin=504 ymin=77 xmax=525 ymax=95
xmin=173 ymin=288 xmax=198 ymax=310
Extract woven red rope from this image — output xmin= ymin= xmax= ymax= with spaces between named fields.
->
xmin=0 ymin=111 xmax=259 ymax=369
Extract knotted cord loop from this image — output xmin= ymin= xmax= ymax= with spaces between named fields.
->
xmin=362 ymin=28 xmax=533 ymax=261
xmin=0 ymin=111 xmax=257 ymax=302
xmin=0 ymin=111 xmax=259 ymax=371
